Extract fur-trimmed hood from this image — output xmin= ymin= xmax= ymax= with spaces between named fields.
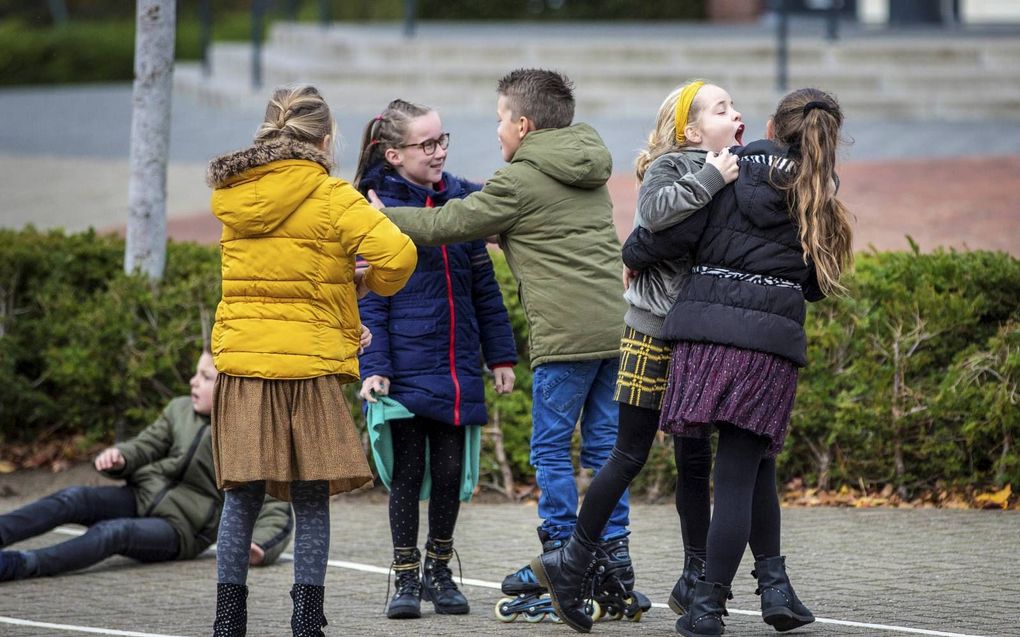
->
xmin=208 ymin=138 xmax=336 ymax=237
xmin=206 ymin=137 xmax=334 ymax=188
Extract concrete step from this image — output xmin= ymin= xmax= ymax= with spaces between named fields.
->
xmin=184 ymin=22 xmax=1020 ymax=120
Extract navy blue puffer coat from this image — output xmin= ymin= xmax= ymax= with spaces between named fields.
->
xmin=357 ymin=163 xmax=518 ymax=425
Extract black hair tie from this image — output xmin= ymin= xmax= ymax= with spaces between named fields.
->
xmin=802 ymin=100 xmax=831 ymax=116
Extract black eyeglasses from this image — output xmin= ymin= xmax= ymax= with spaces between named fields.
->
xmin=399 ymin=132 xmax=450 ymax=155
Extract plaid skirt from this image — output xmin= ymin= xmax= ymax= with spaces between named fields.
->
xmin=613 ymin=326 xmax=673 ymax=410
xmin=212 ymin=373 xmax=373 ymax=501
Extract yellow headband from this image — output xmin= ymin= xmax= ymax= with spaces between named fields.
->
xmin=674 ymin=81 xmax=705 ymax=144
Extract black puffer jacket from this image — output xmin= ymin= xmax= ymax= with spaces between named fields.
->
xmin=622 ymin=140 xmax=824 ymax=367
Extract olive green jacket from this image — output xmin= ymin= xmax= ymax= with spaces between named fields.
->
xmin=384 ymin=123 xmax=625 ymax=367
xmin=103 ymin=397 xmax=293 ymax=561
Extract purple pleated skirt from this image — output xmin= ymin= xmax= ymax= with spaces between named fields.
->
xmin=659 ymin=341 xmax=799 ymax=457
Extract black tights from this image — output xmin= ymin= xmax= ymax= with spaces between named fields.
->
xmin=576 ymin=402 xmax=712 ymax=557
xmin=704 ymin=423 xmax=781 ymax=586
xmin=388 ymin=416 xmax=465 ymax=549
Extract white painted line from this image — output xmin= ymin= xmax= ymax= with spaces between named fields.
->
xmin=50 ymin=526 xmax=989 ymax=637
xmin=0 ymin=616 xmax=186 ymax=637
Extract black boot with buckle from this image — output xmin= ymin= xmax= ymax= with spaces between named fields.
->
xmin=752 ymin=555 xmax=815 ymax=632
xmin=675 ymin=579 xmax=730 ymax=636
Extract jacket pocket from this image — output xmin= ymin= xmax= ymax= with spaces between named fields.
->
xmin=390 ymin=319 xmax=443 ymax=371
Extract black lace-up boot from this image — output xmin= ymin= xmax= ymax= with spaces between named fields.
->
xmin=421 ymin=537 xmax=470 ymax=614
xmin=386 ymin=547 xmax=422 ymax=619
xmin=530 ymin=533 xmax=599 ymax=633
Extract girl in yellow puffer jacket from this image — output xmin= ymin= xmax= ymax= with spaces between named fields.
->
xmin=206 ymin=85 xmax=417 ymax=637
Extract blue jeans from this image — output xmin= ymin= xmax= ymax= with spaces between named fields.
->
xmin=0 ymin=486 xmax=179 ymax=577
xmin=530 ymin=358 xmax=630 ymax=541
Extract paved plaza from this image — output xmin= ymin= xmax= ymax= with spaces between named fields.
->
xmin=0 ymin=492 xmax=1017 ymax=637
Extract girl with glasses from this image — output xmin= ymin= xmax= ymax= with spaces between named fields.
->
xmin=353 ymin=99 xmax=519 ymax=620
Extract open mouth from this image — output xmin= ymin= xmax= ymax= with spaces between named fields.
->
xmin=735 ymin=124 xmax=745 ymax=145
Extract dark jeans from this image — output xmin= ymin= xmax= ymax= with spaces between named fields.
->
xmin=0 ymin=485 xmax=179 ymax=577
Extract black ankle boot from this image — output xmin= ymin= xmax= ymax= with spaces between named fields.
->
xmin=675 ymin=579 xmax=730 ymax=636
xmin=530 ymin=534 xmax=598 ymax=633
xmin=752 ymin=556 xmax=815 ymax=632
xmin=386 ymin=548 xmax=422 ymax=619
xmin=290 ymin=583 xmax=327 ymax=637
xmin=212 ymin=582 xmax=248 ymax=637
xmin=422 ymin=538 xmax=469 ymax=615
xmin=669 ymin=554 xmax=706 ymax=615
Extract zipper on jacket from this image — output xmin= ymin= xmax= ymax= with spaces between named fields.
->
xmin=144 ymin=423 xmax=210 ymax=517
xmin=427 ymin=194 xmax=462 ymax=426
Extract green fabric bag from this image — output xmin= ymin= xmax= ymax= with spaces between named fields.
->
xmin=365 ymin=396 xmax=481 ymax=502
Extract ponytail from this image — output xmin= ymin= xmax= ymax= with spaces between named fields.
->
xmin=770 ymin=88 xmax=854 ymax=296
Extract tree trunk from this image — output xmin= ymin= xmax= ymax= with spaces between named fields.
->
xmin=125 ymin=0 xmax=176 ymax=281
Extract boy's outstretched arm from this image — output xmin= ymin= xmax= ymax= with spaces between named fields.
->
xmin=376 ymin=169 xmax=520 ymax=246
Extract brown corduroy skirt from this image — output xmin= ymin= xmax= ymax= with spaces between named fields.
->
xmin=212 ymin=373 xmax=373 ymax=501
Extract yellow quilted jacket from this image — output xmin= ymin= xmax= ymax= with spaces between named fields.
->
xmin=207 ymin=138 xmax=417 ymax=381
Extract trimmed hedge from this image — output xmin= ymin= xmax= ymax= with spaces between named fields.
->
xmin=1 ymin=228 xmax=1017 ymax=497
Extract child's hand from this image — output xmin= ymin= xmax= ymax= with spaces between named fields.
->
xmin=706 ymin=148 xmax=738 ymax=184
xmin=493 ymin=366 xmax=516 ymax=394
xmin=354 ymin=268 xmax=370 ymax=299
xmin=358 ymin=325 xmax=372 ymax=355
xmin=622 ymin=265 xmax=639 ymax=290
xmin=367 ymin=190 xmax=385 ymax=210
xmin=360 ymin=375 xmax=390 ymax=403
xmin=94 ymin=447 xmax=125 ymax=472
xmin=249 ymin=543 xmax=265 ymax=566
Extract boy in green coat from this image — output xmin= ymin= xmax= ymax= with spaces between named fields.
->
xmin=0 ymin=352 xmax=293 ymax=580
xmin=370 ymin=69 xmax=636 ymax=598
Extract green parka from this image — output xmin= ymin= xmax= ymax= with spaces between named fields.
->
xmin=383 ymin=123 xmax=626 ymax=367
xmin=103 ymin=396 xmax=293 ymax=561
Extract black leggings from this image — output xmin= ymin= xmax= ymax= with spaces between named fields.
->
xmin=388 ymin=416 xmax=465 ymax=548
xmin=576 ymin=402 xmax=712 ymax=556
xmin=704 ymin=423 xmax=781 ymax=586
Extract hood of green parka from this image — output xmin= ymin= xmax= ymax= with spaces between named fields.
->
xmin=510 ymin=123 xmax=612 ymax=190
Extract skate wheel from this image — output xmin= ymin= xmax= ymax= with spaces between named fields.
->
xmin=494 ymin=598 xmax=518 ymax=622
xmin=604 ymin=607 xmax=623 ymax=621
xmin=550 ymin=612 xmax=562 ymax=623
xmin=624 ymin=597 xmax=643 ymax=622
xmin=523 ymin=610 xmax=545 ymax=623
xmin=585 ymin=599 xmax=602 ymax=620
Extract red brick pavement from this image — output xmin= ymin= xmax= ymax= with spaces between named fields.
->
xmin=161 ymin=156 xmax=1018 ymax=256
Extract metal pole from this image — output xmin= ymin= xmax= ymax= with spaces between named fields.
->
xmin=404 ymin=0 xmax=417 ymax=38
xmin=252 ymin=0 xmax=270 ymax=90
xmin=826 ymin=0 xmax=840 ymax=42
xmin=776 ymin=0 xmax=788 ymax=92
xmin=320 ymin=0 xmax=332 ymax=27
xmin=199 ymin=0 xmax=212 ymax=77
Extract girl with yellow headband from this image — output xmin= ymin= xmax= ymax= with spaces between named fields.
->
xmin=529 ymin=80 xmax=745 ymax=632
